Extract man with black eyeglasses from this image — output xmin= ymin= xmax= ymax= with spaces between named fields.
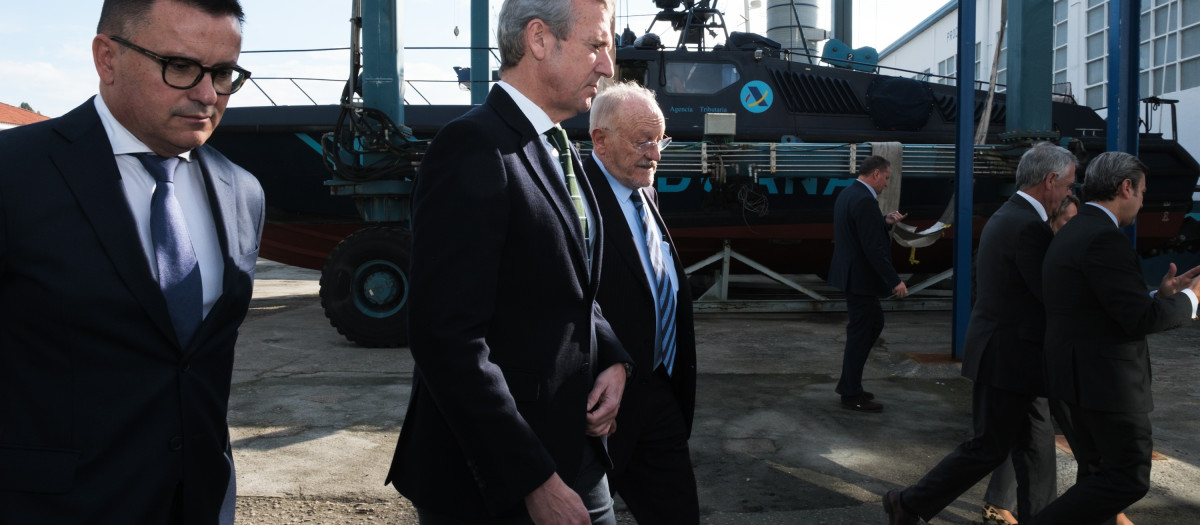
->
xmin=0 ymin=1 xmax=263 ymax=523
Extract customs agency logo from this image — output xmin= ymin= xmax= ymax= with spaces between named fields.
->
xmin=740 ymin=80 xmax=773 ymax=113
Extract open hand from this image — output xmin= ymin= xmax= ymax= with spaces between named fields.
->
xmin=1158 ymin=263 xmax=1200 ymax=297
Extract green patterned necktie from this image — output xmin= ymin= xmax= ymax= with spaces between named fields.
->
xmin=544 ymin=125 xmax=590 ymax=249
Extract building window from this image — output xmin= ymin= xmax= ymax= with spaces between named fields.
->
xmin=1183 ymin=0 xmax=1200 ymax=88
xmin=1086 ymin=85 xmax=1106 ymax=107
xmin=1185 ymin=0 xmax=1200 ymax=26
xmin=1182 ymin=56 xmax=1200 ymax=89
xmin=1086 ymin=1 xmax=1107 ymax=108
xmin=1054 ymin=0 xmax=1070 ymax=93
xmin=975 ymin=42 xmax=982 ymax=84
xmin=938 ymin=56 xmax=957 ymax=85
xmin=1141 ymin=0 xmax=1197 ymax=95
xmin=663 ymin=62 xmax=741 ymax=94
xmin=997 ymin=27 xmax=1008 ymax=92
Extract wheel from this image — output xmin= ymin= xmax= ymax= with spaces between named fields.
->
xmin=319 ymin=226 xmax=411 ymax=347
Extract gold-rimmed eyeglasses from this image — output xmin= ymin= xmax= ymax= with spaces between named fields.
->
xmin=108 ymin=35 xmax=251 ymax=95
xmin=607 ymin=129 xmax=671 ymax=155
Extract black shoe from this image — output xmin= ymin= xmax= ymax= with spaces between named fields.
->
xmin=835 ymin=387 xmax=875 ymax=400
xmin=883 ymin=490 xmax=920 ymax=525
xmin=841 ymin=394 xmax=883 ymax=412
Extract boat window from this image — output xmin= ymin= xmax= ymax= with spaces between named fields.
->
xmin=618 ymin=62 xmax=648 ymax=86
xmin=664 ymin=61 xmax=741 ymax=94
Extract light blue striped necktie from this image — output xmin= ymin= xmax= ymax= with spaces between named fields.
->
xmin=631 ymin=191 xmax=676 ymax=375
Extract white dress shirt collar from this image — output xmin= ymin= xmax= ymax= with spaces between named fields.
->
xmin=93 ymin=95 xmax=192 ymax=161
xmin=497 ymin=81 xmax=557 ymax=135
xmin=593 ymin=152 xmax=635 ymax=204
xmin=1085 ymin=201 xmax=1120 ymax=227
xmin=856 ymin=178 xmax=878 ymax=200
xmin=1015 ymin=190 xmax=1049 ymax=222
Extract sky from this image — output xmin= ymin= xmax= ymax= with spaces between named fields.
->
xmin=0 ymin=0 xmax=949 ymax=119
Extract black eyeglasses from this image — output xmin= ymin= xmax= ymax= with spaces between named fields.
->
xmin=108 ymin=35 xmax=251 ymax=95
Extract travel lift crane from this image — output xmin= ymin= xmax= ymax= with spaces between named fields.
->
xmin=312 ymin=0 xmax=1148 ymax=356
xmin=317 ymin=0 xmax=419 ymax=347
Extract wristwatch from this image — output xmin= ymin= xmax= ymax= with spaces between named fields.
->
xmin=622 ymin=362 xmax=634 ymax=379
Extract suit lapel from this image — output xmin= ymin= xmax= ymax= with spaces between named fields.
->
xmin=583 ymin=157 xmax=653 ymax=296
xmin=50 ymin=101 xmax=178 ymax=345
xmin=643 ymin=187 xmax=683 ymax=274
xmin=186 ymin=147 xmax=237 ymax=354
xmin=195 ymin=146 xmax=236 ymax=263
xmin=575 ymin=151 xmax=606 ymax=289
xmin=488 ymin=88 xmax=591 ymax=282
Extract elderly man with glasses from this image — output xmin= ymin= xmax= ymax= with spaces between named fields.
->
xmin=580 ymin=81 xmax=700 ymax=524
xmin=0 ymin=0 xmax=263 ymax=523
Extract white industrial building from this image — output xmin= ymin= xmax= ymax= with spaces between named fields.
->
xmin=876 ymin=0 xmax=1200 ymax=161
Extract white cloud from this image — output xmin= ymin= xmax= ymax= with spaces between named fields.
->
xmin=0 ymin=59 xmax=94 ymax=117
xmin=1 ymin=0 xmax=950 ymax=117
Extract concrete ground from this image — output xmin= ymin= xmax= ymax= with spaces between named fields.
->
xmin=231 ymin=260 xmax=1200 ymax=524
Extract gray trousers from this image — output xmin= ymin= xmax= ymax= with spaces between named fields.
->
xmin=983 ymin=396 xmax=1057 ymax=513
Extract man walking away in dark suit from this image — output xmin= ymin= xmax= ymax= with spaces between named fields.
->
xmin=883 ymin=143 xmax=1078 ymax=525
xmin=385 ymin=0 xmax=632 ymax=523
xmin=583 ymin=81 xmax=699 ymax=524
xmin=0 ymin=1 xmax=263 ymax=523
xmin=828 ymin=156 xmax=909 ymax=412
xmin=1027 ymin=151 xmax=1200 ymax=525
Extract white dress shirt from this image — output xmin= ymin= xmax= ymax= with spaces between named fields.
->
xmin=592 ymin=152 xmax=680 ymax=343
xmin=496 ymin=81 xmax=595 ymax=260
xmin=1015 ymin=190 xmax=1050 ymax=221
xmin=94 ymin=95 xmax=224 ymax=318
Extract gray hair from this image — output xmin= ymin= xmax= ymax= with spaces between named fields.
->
xmin=1081 ymin=150 xmax=1148 ymax=202
xmin=497 ymin=0 xmax=577 ymax=72
xmin=1015 ymin=142 xmax=1077 ymax=190
xmin=589 ymin=81 xmax=659 ymax=132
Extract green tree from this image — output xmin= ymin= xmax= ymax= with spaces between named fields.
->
xmin=19 ymin=102 xmax=41 ymax=115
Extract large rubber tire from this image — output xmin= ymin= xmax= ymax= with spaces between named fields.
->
xmin=319 ymin=226 xmax=411 ymax=347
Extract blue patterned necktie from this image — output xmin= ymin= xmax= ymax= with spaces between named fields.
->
xmin=631 ymin=191 xmax=677 ymax=375
xmin=544 ymin=126 xmax=591 ymax=251
xmin=136 ymin=153 xmax=203 ymax=348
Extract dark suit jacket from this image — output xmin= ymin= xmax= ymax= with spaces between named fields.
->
xmin=828 ymin=179 xmax=901 ymax=296
xmin=0 ymin=98 xmax=265 ymax=524
xmin=386 ymin=86 xmax=630 ymax=518
xmin=581 ymin=156 xmax=697 ymax=456
xmin=1043 ymin=204 xmax=1194 ymax=413
xmin=960 ymin=194 xmax=1053 ymax=394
